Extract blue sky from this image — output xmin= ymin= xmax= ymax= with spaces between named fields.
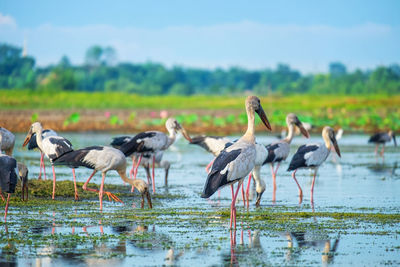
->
xmin=1 ymin=0 xmax=399 ymax=73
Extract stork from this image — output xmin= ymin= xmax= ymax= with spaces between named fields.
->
xmin=27 ymin=129 xmax=57 ymax=180
xmin=287 ymin=126 xmax=341 ymax=205
xmin=257 ymin=113 xmax=310 ymax=204
xmin=52 ymin=145 xmax=152 ymax=210
xmin=17 ymin=162 xmax=29 ymax=201
xmin=139 ymin=151 xmax=170 ymax=187
xmin=0 ymin=127 xmax=15 ymax=156
xmin=119 ymin=118 xmax=192 ymax=193
xmin=201 ymin=96 xmax=271 ymax=229
xmin=368 ymin=130 xmax=397 ymax=156
xmin=22 ymin=122 xmax=79 ymax=200
xmin=189 ymin=135 xmax=232 ymax=172
xmin=0 ymin=139 xmax=18 ymax=221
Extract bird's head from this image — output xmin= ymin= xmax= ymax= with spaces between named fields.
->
xmin=287 ymin=113 xmax=310 ymax=138
xmin=255 ymin=179 xmax=266 ymax=208
xmin=166 ymin=118 xmax=192 ymax=142
xmin=132 ymin=179 xmax=153 ymax=209
xmin=323 ymin=126 xmax=341 ymax=157
xmin=389 ymin=131 xmax=397 ymax=147
xmin=22 ymin=122 xmax=43 ymax=147
xmin=246 ymin=96 xmax=271 ymax=131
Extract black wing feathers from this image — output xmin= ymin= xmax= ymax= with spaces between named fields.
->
xmin=201 ymin=149 xmax=241 ymax=198
xmin=263 ymin=143 xmax=280 ymax=164
xmin=0 ymin=156 xmax=18 ymax=193
xmin=53 ymin=146 xmax=104 ymax=169
xmin=119 ymin=132 xmax=157 ymax=157
xmin=110 ymin=136 xmax=132 ymax=148
xmin=287 ymin=145 xmax=319 ymax=171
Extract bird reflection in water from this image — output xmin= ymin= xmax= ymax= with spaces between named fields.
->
xmin=285 ymin=231 xmax=340 ymax=266
xmin=226 ymin=227 xmax=266 ymax=266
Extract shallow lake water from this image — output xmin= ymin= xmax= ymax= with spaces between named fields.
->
xmin=1 ymin=132 xmax=399 ymax=266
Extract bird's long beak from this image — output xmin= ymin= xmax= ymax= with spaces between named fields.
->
xmin=180 ymin=127 xmax=192 ymax=142
xmin=22 ymin=130 xmax=33 ymax=147
xmin=393 ymin=134 xmax=397 ymax=147
xmin=256 ymin=106 xmax=272 ymax=131
xmin=296 ymin=122 xmax=310 ymax=138
xmin=255 ymin=192 xmax=264 ymax=207
xmin=145 ymin=190 xmax=153 ymax=209
xmin=330 ymin=136 xmax=341 ymax=157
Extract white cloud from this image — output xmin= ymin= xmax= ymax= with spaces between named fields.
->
xmin=0 ymin=13 xmax=16 ymax=28
xmin=0 ymin=20 xmax=398 ymax=73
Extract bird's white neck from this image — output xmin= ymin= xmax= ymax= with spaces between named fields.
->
xmin=283 ymin=123 xmax=295 ymax=143
xmin=118 ymin=169 xmax=139 ymax=188
xmin=322 ymin=132 xmax=332 ymax=150
xmin=252 ymin=166 xmax=266 ymax=193
xmin=243 ymin=106 xmax=256 ymax=143
xmin=35 ymin=126 xmax=44 ymax=151
xmin=166 ymin=129 xmax=177 ymax=148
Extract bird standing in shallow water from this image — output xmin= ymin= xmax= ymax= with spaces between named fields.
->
xmin=368 ymin=130 xmax=396 ymax=156
xmin=27 ymin=129 xmax=57 ymax=180
xmin=22 ymin=122 xmax=79 ymax=200
xmin=0 ymin=139 xmax=18 ymax=221
xmin=0 ymin=127 xmax=15 ymax=156
xmin=258 ymin=113 xmax=309 ymax=204
xmin=118 ymin=118 xmax=192 ymax=194
xmin=53 ymin=145 xmax=152 ymax=210
xmin=201 ymin=96 xmax=271 ymax=229
xmin=287 ymin=126 xmax=341 ymax=206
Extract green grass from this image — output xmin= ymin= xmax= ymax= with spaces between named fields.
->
xmin=1 ymin=90 xmax=400 ymax=131
xmin=0 ymin=90 xmax=399 ymax=110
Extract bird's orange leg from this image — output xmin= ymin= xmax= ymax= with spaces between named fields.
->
xmin=38 ymin=152 xmax=43 ymax=180
xmin=245 ymin=173 xmax=252 ymax=207
xmin=241 ymin=182 xmax=245 ymax=207
xmin=291 ymin=170 xmax=303 ymax=204
xmin=310 ymin=169 xmax=317 ymax=206
xmin=82 ymin=170 xmax=123 ymax=208
xmin=272 ymin=163 xmax=280 ymax=203
xmin=131 ymin=154 xmax=143 ymax=192
xmin=4 ymin=194 xmax=10 ymax=222
xmin=42 ymin=153 xmax=47 ymax=180
xmin=72 ymin=168 xmax=79 ymax=200
xmin=129 ymin=156 xmax=136 ymax=179
xmin=380 ymin=145 xmax=385 ymax=157
xmin=99 ymin=173 xmax=106 ymax=210
xmin=230 ymin=181 xmax=243 ymax=229
xmin=52 ymin=165 xmax=56 ymax=200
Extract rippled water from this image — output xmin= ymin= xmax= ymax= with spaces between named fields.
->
xmin=1 ymin=132 xmax=399 ymax=266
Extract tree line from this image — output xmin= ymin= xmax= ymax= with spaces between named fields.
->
xmin=1 ymin=43 xmax=399 ymax=95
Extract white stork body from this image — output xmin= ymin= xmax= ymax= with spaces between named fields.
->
xmin=0 ymin=127 xmax=15 ymax=156
xmin=53 ymin=145 xmax=152 ymax=210
xmin=23 ymin=122 xmax=79 ymax=200
xmin=244 ymin=114 xmax=309 ymax=206
xmin=287 ymin=126 xmax=341 ymax=206
xmin=119 ymin=118 xmax=192 ymax=193
xmin=27 ymin=129 xmax=57 ymax=180
xmin=201 ymin=96 xmax=271 ymax=229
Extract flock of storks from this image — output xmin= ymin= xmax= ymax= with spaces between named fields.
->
xmin=0 ymin=96 xmax=397 ymax=228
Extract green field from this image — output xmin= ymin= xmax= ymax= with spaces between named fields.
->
xmin=1 ymin=90 xmax=400 ymax=131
